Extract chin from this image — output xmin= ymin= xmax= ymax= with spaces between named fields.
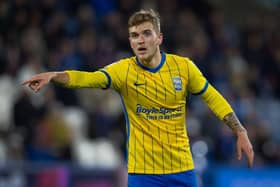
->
xmin=138 ymin=56 xmax=146 ymax=61
xmin=138 ymin=54 xmax=150 ymax=61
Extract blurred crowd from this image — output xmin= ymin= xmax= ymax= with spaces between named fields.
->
xmin=0 ymin=0 xmax=279 ymax=170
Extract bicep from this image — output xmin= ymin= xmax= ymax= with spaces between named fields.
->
xmin=200 ymin=84 xmax=233 ymax=120
xmin=187 ymin=61 xmax=208 ymax=95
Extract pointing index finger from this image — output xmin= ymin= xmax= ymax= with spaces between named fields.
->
xmin=22 ymin=80 xmax=32 ymax=86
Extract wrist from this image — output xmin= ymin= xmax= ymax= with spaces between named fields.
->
xmin=49 ymin=72 xmax=59 ymax=82
xmin=236 ymin=127 xmax=247 ymax=136
xmin=52 ymin=71 xmax=69 ymax=84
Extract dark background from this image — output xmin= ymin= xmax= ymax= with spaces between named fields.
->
xmin=0 ymin=0 xmax=279 ymax=186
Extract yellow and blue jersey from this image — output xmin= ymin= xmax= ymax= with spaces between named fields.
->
xmin=64 ymin=52 xmax=233 ymax=174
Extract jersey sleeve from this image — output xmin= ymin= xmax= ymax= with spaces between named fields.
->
xmin=64 ymin=70 xmax=108 ymax=88
xmin=200 ymin=84 xmax=233 ymax=120
xmin=187 ymin=60 xmax=208 ymax=95
xmin=102 ymin=60 xmax=126 ymax=91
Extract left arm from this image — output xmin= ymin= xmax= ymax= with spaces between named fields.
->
xmin=222 ymin=112 xmax=254 ymax=167
xmin=200 ymin=84 xmax=254 ymax=168
xmin=186 ymin=60 xmax=254 ymax=167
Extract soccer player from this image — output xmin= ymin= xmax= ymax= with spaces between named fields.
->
xmin=23 ymin=9 xmax=254 ymax=187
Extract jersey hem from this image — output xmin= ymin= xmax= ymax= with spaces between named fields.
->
xmin=127 ymin=166 xmax=195 ymax=174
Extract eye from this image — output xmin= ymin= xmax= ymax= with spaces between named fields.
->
xmin=130 ymin=33 xmax=138 ymax=39
xmin=143 ymin=30 xmax=152 ymax=37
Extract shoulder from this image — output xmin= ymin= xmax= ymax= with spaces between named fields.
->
xmin=105 ymin=56 xmax=136 ymax=69
xmin=117 ymin=56 xmax=137 ymax=65
xmin=165 ymin=53 xmax=193 ymax=65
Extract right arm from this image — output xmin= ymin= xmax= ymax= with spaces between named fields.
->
xmin=22 ymin=70 xmax=110 ymax=92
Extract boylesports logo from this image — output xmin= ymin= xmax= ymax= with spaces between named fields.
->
xmin=135 ymin=104 xmax=183 ymax=120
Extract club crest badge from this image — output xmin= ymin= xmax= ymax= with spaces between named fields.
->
xmin=172 ymin=77 xmax=182 ymax=91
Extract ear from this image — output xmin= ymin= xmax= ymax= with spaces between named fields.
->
xmin=128 ymin=37 xmax=133 ymax=48
xmin=157 ymin=33 xmax=163 ymax=45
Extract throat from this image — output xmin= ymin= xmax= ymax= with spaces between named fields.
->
xmin=141 ymin=59 xmax=160 ymax=69
xmin=138 ymin=51 xmax=162 ymax=69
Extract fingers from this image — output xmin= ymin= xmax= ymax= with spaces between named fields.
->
xmin=237 ymin=143 xmax=254 ymax=168
xmin=22 ymin=73 xmax=54 ymax=92
xmin=246 ymin=147 xmax=254 ymax=168
xmin=30 ymin=82 xmax=41 ymax=92
xmin=22 ymin=80 xmax=31 ymax=86
xmin=22 ymin=79 xmax=45 ymax=92
xmin=237 ymin=145 xmax=242 ymax=161
xmin=236 ymin=131 xmax=254 ymax=168
xmin=22 ymin=78 xmax=39 ymax=87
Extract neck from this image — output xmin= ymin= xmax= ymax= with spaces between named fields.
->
xmin=140 ymin=49 xmax=162 ymax=69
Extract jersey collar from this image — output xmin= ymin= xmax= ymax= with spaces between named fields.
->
xmin=136 ymin=52 xmax=166 ymax=73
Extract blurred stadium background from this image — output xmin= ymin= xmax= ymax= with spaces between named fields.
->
xmin=0 ymin=0 xmax=279 ymax=186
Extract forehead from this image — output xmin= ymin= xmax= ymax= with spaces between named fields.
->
xmin=128 ymin=22 xmax=155 ymax=33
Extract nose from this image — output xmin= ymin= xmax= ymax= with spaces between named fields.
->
xmin=137 ymin=35 xmax=145 ymax=43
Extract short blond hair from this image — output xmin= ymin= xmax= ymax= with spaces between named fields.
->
xmin=128 ymin=9 xmax=161 ymax=33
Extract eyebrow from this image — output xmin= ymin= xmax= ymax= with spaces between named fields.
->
xmin=129 ymin=31 xmax=138 ymax=35
xmin=129 ymin=29 xmax=152 ymax=35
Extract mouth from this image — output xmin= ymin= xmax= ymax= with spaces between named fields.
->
xmin=137 ymin=47 xmax=147 ymax=54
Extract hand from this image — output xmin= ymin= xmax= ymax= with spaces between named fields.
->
xmin=22 ymin=72 xmax=57 ymax=92
xmin=236 ymin=130 xmax=254 ymax=168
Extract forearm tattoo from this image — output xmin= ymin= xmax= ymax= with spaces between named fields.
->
xmin=223 ymin=112 xmax=246 ymax=133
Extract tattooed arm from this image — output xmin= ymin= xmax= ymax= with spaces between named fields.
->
xmin=199 ymin=84 xmax=254 ymax=167
xmin=223 ymin=112 xmax=254 ymax=167
xmin=223 ymin=112 xmax=246 ymax=133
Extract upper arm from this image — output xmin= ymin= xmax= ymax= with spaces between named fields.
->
xmin=187 ymin=60 xmax=208 ymax=95
xmin=102 ymin=61 xmax=127 ymax=91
